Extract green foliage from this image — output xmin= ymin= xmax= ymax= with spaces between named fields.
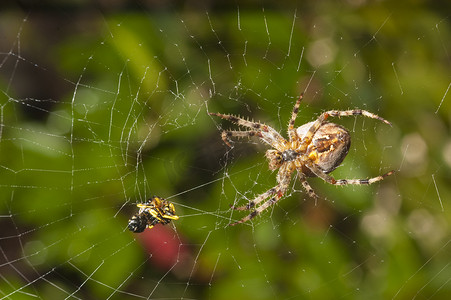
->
xmin=0 ymin=1 xmax=450 ymax=299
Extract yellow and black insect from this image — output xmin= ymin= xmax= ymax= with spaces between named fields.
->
xmin=128 ymin=196 xmax=179 ymax=233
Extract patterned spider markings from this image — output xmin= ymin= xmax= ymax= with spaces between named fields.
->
xmin=210 ymin=94 xmax=394 ymax=226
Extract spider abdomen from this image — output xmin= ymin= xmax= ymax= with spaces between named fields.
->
xmin=297 ymin=122 xmax=351 ymax=176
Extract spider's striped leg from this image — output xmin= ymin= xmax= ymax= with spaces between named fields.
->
xmin=229 ymin=188 xmax=285 ymax=226
xmin=299 ymin=108 xmax=391 ymax=152
xmin=229 ymin=164 xmax=294 ymax=226
xmin=231 ymin=187 xmax=278 ymax=211
xmin=220 ymin=130 xmax=259 ymax=147
xmin=288 ymin=93 xmax=304 ymax=141
xmin=298 ymin=113 xmax=329 ymax=152
xmin=209 ymin=112 xmax=284 ymax=147
xmin=209 ymin=112 xmax=269 ymax=131
xmin=297 ymin=172 xmax=319 ymax=201
xmin=305 ymin=160 xmax=394 ymax=186
xmin=324 ymin=109 xmax=392 ymax=126
xmin=293 ymin=161 xmax=320 ymax=203
xmin=333 ymin=170 xmax=395 ymax=185
xmin=303 ymin=160 xmax=338 ymax=184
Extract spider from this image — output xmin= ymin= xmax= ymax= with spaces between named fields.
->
xmin=209 ymin=94 xmax=394 ymax=226
xmin=128 ymin=196 xmax=179 ymax=233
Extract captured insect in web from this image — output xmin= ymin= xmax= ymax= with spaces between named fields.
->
xmin=128 ymin=196 xmax=179 ymax=233
xmin=210 ymin=94 xmax=394 ymax=226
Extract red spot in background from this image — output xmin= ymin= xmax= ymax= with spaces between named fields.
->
xmin=138 ymin=226 xmax=191 ymax=274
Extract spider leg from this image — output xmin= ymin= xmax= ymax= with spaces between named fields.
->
xmin=305 ymin=160 xmax=394 ymax=186
xmin=299 ymin=113 xmax=329 ymax=152
xmin=209 ymin=112 xmax=271 ymax=131
xmin=288 ymin=93 xmax=304 ymax=141
xmin=297 ymin=172 xmax=319 ymax=201
xmin=229 ymin=188 xmax=285 ymax=226
xmin=333 ymin=170 xmax=395 ymax=185
xmin=292 ymin=160 xmax=320 ymax=203
xmin=299 ymin=108 xmax=391 ymax=152
xmin=231 ymin=187 xmax=278 ymax=211
xmin=324 ymin=109 xmax=392 ymax=126
xmin=229 ymin=164 xmax=294 ymax=226
xmin=209 ymin=112 xmax=284 ymax=148
xmin=220 ymin=130 xmax=260 ymax=147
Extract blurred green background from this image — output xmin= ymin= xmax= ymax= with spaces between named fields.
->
xmin=0 ymin=0 xmax=450 ymax=299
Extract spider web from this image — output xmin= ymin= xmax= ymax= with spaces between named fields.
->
xmin=1 ymin=2 xmax=450 ymax=299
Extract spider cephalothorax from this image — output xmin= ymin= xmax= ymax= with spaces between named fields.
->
xmin=210 ymin=94 xmax=394 ymax=226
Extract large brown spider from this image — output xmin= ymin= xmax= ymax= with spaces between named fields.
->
xmin=209 ymin=94 xmax=394 ymax=226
